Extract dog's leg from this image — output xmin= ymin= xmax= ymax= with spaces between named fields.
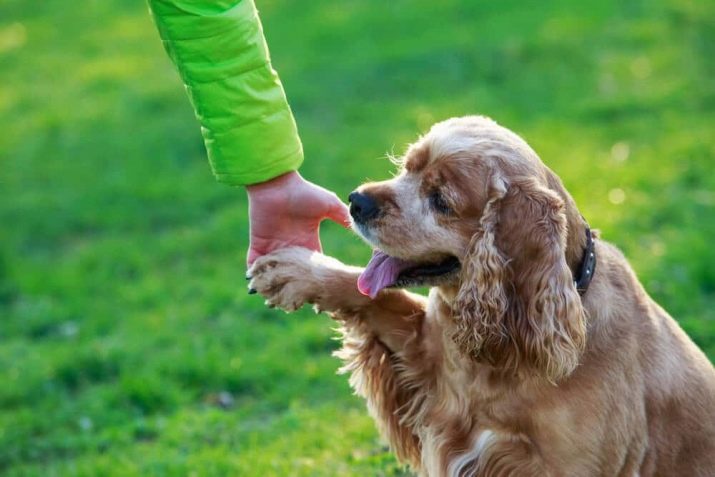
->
xmin=248 ymin=247 xmax=427 ymax=353
xmin=249 ymin=247 xmax=429 ymax=469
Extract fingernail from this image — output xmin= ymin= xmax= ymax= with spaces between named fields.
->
xmin=248 ymin=288 xmax=257 ymax=295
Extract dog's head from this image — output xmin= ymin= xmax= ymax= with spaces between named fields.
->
xmin=351 ymin=116 xmax=587 ymax=381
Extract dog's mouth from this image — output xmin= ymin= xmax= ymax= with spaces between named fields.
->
xmin=357 ymin=250 xmax=461 ymax=298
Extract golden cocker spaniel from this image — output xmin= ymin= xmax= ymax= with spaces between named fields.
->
xmin=248 ymin=116 xmax=715 ymax=476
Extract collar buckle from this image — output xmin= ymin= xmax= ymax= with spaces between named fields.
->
xmin=574 ymin=227 xmax=596 ymax=296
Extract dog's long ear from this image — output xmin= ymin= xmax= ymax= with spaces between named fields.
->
xmin=454 ymin=176 xmax=586 ymax=382
xmin=453 ymin=174 xmax=509 ymax=360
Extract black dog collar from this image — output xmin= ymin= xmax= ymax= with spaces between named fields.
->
xmin=574 ymin=227 xmax=596 ymax=296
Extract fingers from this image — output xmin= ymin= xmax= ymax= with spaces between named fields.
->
xmin=246 ymin=179 xmax=350 ymax=269
xmin=247 ymin=248 xmax=260 ymax=267
xmin=325 ymin=193 xmax=352 ymax=228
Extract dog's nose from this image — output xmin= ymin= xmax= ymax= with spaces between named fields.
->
xmin=348 ymin=191 xmax=380 ymax=222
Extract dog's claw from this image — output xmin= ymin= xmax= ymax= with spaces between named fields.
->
xmin=248 ymin=288 xmax=257 ymax=295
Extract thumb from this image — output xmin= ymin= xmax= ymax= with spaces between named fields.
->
xmin=324 ymin=194 xmax=352 ymax=228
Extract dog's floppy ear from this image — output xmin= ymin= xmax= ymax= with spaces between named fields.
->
xmin=454 ymin=175 xmax=586 ymax=382
xmin=452 ymin=174 xmax=509 ymax=360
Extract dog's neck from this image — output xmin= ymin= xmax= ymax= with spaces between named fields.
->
xmin=545 ymin=170 xmax=590 ymax=276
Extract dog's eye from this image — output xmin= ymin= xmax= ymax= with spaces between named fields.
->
xmin=429 ymin=191 xmax=451 ymax=214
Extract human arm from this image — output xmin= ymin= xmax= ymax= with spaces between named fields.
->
xmin=148 ymin=0 xmax=350 ymax=264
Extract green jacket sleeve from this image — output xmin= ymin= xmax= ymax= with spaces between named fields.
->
xmin=148 ymin=0 xmax=303 ymax=185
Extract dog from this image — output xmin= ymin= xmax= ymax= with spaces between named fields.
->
xmin=248 ymin=116 xmax=715 ymax=476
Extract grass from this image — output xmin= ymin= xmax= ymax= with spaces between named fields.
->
xmin=0 ymin=0 xmax=713 ymax=475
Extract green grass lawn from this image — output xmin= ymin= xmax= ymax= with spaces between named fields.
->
xmin=1 ymin=0 xmax=713 ymax=475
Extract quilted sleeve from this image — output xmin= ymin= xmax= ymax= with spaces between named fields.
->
xmin=148 ymin=0 xmax=303 ymax=185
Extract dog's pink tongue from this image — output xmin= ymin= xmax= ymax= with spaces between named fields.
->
xmin=358 ymin=250 xmax=413 ymax=298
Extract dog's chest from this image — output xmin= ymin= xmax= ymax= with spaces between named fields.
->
xmin=417 ymin=359 xmax=502 ymax=475
xmin=418 ymin=330 xmax=540 ymax=475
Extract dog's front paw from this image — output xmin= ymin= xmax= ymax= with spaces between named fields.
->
xmin=248 ymin=247 xmax=337 ymax=312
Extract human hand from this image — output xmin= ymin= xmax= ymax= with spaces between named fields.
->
xmin=246 ymin=171 xmax=351 ymax=266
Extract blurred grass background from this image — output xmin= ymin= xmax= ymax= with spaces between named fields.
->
xmin=0 ymin=0 xmax=713 ymax=475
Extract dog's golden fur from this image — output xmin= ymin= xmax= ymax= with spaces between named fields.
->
xmin=249 ymin=116 xmax=715 ymax=476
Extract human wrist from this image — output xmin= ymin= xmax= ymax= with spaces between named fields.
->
xmin=246 ymin=170 xmax=301 ymax=198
